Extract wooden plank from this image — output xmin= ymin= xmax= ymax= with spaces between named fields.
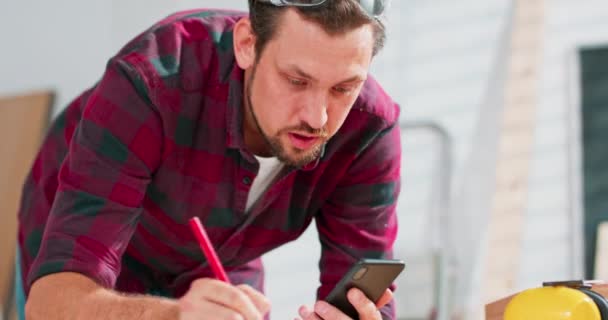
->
xmin=594 ymin=222 xmax=608 ymax=280
xmin=481 ymin=0 xmax=545 ymax=305
xmin=485 ymin=294 xmax=516 ymax=320
xmin=0 ymin=90 xmax=53 ymax=317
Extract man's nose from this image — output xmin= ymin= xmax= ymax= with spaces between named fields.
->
xmin=300 ymin=92 xmax=328 ymax=130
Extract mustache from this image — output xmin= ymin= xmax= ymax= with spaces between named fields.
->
xmin=280 ymin=123 xmax=329 ymax=138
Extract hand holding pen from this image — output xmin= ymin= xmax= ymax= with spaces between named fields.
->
xmin=176 ymin=217 xmax=270 ymax=320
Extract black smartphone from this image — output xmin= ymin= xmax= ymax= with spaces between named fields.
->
xmin=325 ymin=258 xmax=405 ymax=319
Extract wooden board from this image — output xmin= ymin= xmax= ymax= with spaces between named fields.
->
xmin=0 ymin=90 xmax=53 ymax=318
xmin=480 ymin=0 xmax=545 ymax=304
xmin=594 ymin=222 xmax=608 ymax=279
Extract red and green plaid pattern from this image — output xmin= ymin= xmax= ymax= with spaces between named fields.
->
xmin=17 ymin=9 xmax=401 ymax=319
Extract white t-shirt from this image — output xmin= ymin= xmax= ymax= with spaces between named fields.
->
xmin=246 ymin=155 xmax=284 ymax=212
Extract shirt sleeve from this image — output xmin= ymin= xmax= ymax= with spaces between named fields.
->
xmin=316 ymin=120 xmax=402 ymax=320
xmin=26 ymin=58 xmax=164 ymax=292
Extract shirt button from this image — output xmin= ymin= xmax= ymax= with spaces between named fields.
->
xmin=242 ymin=176 xmax=252 ymax=185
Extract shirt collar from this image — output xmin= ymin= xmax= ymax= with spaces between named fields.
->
xmin=226 ymin=64 xmax=245 ymax=150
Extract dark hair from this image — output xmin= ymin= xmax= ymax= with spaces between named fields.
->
xmin=247 ymin=0 xmax=386 ymax=59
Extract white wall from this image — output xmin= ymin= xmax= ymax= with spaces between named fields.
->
xmin=373 ymin=1 xmax=608 ymax=318
xmin=0 ymin=1 xmax=112 ymax=117
xmin=520 ymin=0 xmax=608 ymax=287
xmin=0 ymin=1 xmax=247 ymax=118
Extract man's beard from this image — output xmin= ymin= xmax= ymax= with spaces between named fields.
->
xmin=246 ymin=64 xmax=328 ymax=168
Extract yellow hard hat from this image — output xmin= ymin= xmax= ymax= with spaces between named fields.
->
xmin=504 ymin=286 xmax=601 ymax=320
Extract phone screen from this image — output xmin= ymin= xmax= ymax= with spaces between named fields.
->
xmin=325 ymin=258 xmax=405 ymax=319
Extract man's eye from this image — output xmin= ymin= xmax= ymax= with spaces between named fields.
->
xmin=288 ymin=78 xmax=307 ymax=87
xmin=333 ymin=86 xmax=353 ymax=94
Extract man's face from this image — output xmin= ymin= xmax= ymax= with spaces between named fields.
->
xmin=240 ymin=9 xmax=374 ymax=167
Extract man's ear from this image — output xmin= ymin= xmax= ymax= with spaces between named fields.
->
xmin=233 ymin=18 xmax=256 ymax=70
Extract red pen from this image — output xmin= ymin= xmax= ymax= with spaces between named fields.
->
xmin=188 ymin=217 xmax=230 ymax=283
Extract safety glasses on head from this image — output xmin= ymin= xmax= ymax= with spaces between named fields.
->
xmin=255 ymin=0 xmax=387 ymax=18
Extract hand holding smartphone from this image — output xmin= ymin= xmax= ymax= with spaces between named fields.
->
xmin=325 ymin=258 xmax=405 ymax=319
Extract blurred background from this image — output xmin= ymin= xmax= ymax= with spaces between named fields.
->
xmin=2 ymin=1 xmax=608 ymax=319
